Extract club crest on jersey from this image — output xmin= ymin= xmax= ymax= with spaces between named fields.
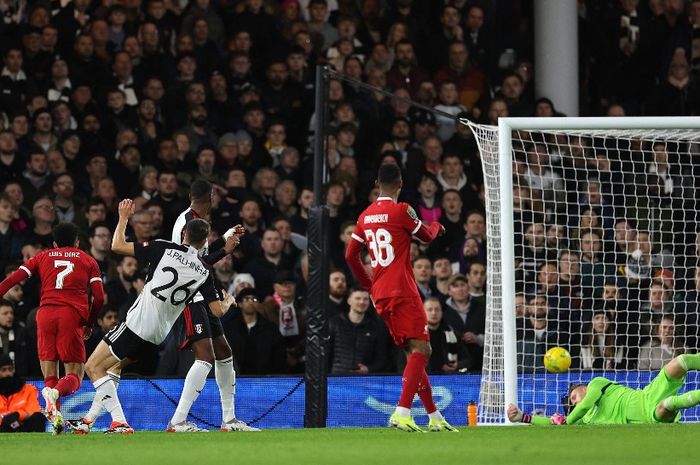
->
xmin=195 ymin=324 xmax=203 ymax=334
xmin=407 ymin=206 xmax=418 ymax=220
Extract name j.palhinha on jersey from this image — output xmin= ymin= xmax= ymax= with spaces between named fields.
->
xmin=364 ymin=214 xmax=389 ymax=224
xmin=165 ymin=249 xmax=208 ymax=276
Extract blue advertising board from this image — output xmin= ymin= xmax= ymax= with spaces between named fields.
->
xmin=29 ymin=371 xmax=700 ymax=430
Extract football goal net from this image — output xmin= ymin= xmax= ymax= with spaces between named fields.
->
xmin=469 ymin=117 xmax=700 ymax=423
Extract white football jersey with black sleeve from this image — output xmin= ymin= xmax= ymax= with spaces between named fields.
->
xmin=124 ymin=239 xmax=218 ymax=344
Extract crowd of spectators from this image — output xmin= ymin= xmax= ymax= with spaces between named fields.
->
xmin=1 ymin=0 xmax=700 ymax=378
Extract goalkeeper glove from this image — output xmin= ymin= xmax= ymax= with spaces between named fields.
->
xmin=507 ymin=403 xmax=528 ymax=423
xmin=550 ymin=413 xmax=567 ymax=425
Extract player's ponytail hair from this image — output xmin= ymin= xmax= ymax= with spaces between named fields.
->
xmin=52 ymin=222 xmax=79 ymax=247
xmin=185 ymin=218 xmax=210 ymax=246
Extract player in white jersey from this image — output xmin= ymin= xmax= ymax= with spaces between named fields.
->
xmin=68 ymin=184 xmax=245 ymax=435
xmin=82 ymin=199 xmax=235 ymax=434
xmin=167 ymin=179 xmax=259 ymax=432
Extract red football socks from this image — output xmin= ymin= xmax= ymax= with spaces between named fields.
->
xmin=44 ymin=376 xmax=58 ymax=389
xmin=417 ymin=370 xmax=437 ymax=414
xmin=398 ymin=352 xmax=429 ymax=409
xmin=56 ymin=373 xmax=81 ymax=397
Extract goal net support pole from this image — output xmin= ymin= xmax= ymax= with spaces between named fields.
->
xmin=305 ymin=65 xmax=331 ymax=428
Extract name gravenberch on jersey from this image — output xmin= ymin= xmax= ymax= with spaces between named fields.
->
xmin=166 ymin=249 xmax=208 ymax=276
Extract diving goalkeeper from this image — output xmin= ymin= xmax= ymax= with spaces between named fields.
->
xmin=508 ymin=354 xmax=700 ymax=425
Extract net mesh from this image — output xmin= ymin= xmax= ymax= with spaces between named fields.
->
xmin=469 ymin=121 xmax=700 ymax=423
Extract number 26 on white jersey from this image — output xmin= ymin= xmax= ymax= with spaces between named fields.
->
xmin=365 ymin=228 xmax=394 ymax=267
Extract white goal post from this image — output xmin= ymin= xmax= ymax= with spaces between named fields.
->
xmin=469 ymin=117 xmax=700 ymax=424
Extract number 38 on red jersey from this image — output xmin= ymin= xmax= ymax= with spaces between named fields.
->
xmin=352 ymin=197 xmax=424 ymax=301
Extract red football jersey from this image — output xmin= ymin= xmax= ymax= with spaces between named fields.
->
xmin=20 ymin=247 xmax=102 ymax=322
xmin=352 ymin=197 xmax=423 ymax=300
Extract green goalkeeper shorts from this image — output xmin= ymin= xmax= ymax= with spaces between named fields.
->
xmin=642 ymin=368 xmax=685 ymax=423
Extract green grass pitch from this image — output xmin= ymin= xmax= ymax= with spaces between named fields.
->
xmin=2 ymin=424 xmax=698 ymax=465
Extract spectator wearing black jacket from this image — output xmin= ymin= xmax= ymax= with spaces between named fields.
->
xmin=443 ymin=274 xmax=486 ymax=371
xmin=243 ymin=228 xmax=292 ymax=298
xmin=105 ymin=255 xmax=138 ymax=320
xmin=223 ymin=288 xmax=286 ymax=375
xmin=424 ymin=296 xmax=471 ymax=373
xmin=0 ymin=194 xmax=23 ymax=273
xmin=328 ymin=288 xmax=390 ymax=374
xmin=0 ymin=300 xmax=27 ymax=376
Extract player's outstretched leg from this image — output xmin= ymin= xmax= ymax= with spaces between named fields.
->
xmin=418 ymin=371 xmax=457 ymax=432
xmin=41 ymin=385 xmax=63 ymax=435
xmin=654 ymin=354 xmax=700 ymax=421
xmin=389 ymin=340 xmax=432 ymax=432
xmin=661 ymin=390 xmax=700 ymax=413
xmin=40 ymin=361 xmax=63 ymax=434
xmin=67 ymin=371 xmax=121 ymax=434
xmin=52 ymin=362 xmax=83 ymax=424
xmin=672 ymin=353 xmax=700 ymax=374
xmin=85 ymin=342 xmax=133 ymax=435
xmin=54 ymin=371 xmax=81 ymax=400
xmin=213 ymin=337 xmax=260 ymax=432
xmin=167 ymin=356 xmax=212 ymax=432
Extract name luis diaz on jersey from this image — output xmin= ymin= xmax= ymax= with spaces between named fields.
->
xmin=166 ymin=249 xmax=208 ymax=276
xmin=48 ymin=251 xmax=80 ymax=257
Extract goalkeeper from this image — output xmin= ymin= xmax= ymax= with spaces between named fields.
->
xmin=508 ymin=354 xmax=700 ymax=425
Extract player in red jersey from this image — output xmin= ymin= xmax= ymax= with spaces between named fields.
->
xmin=345 ymin=163 xmax=457 ymax=432
xmin=0 ymin=223 xmax=104 ymax=434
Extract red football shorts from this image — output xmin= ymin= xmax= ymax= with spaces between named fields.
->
xmin=374 ymin=296 xmax=429 ymax=347
xmin=36 ymin=306 xmax=86 ymax=363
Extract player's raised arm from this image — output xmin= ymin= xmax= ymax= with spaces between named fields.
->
xmin=403 ymin=204 xmax=444 ymax=243
xmin=201 ymin=225 xmax=245 ymax=266
xmin=0 ymin=264 xmax=31 ymax=297
xmin=413 ymin=221 xmax=445 ymax=242
xmin=0 ymin=252 xmax=38 ymax=297
xmin=111 ymin=199 xmax=136 ymax=256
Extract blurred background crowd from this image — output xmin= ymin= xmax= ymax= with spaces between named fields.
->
xmin=1 ymin=0 xmax=700 ymax=378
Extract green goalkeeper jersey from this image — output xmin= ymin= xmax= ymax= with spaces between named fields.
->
xmin=563 ymin=372 xmax=684 ymax=424
xmin=565 ymin=377 xmax=647 ymax=424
